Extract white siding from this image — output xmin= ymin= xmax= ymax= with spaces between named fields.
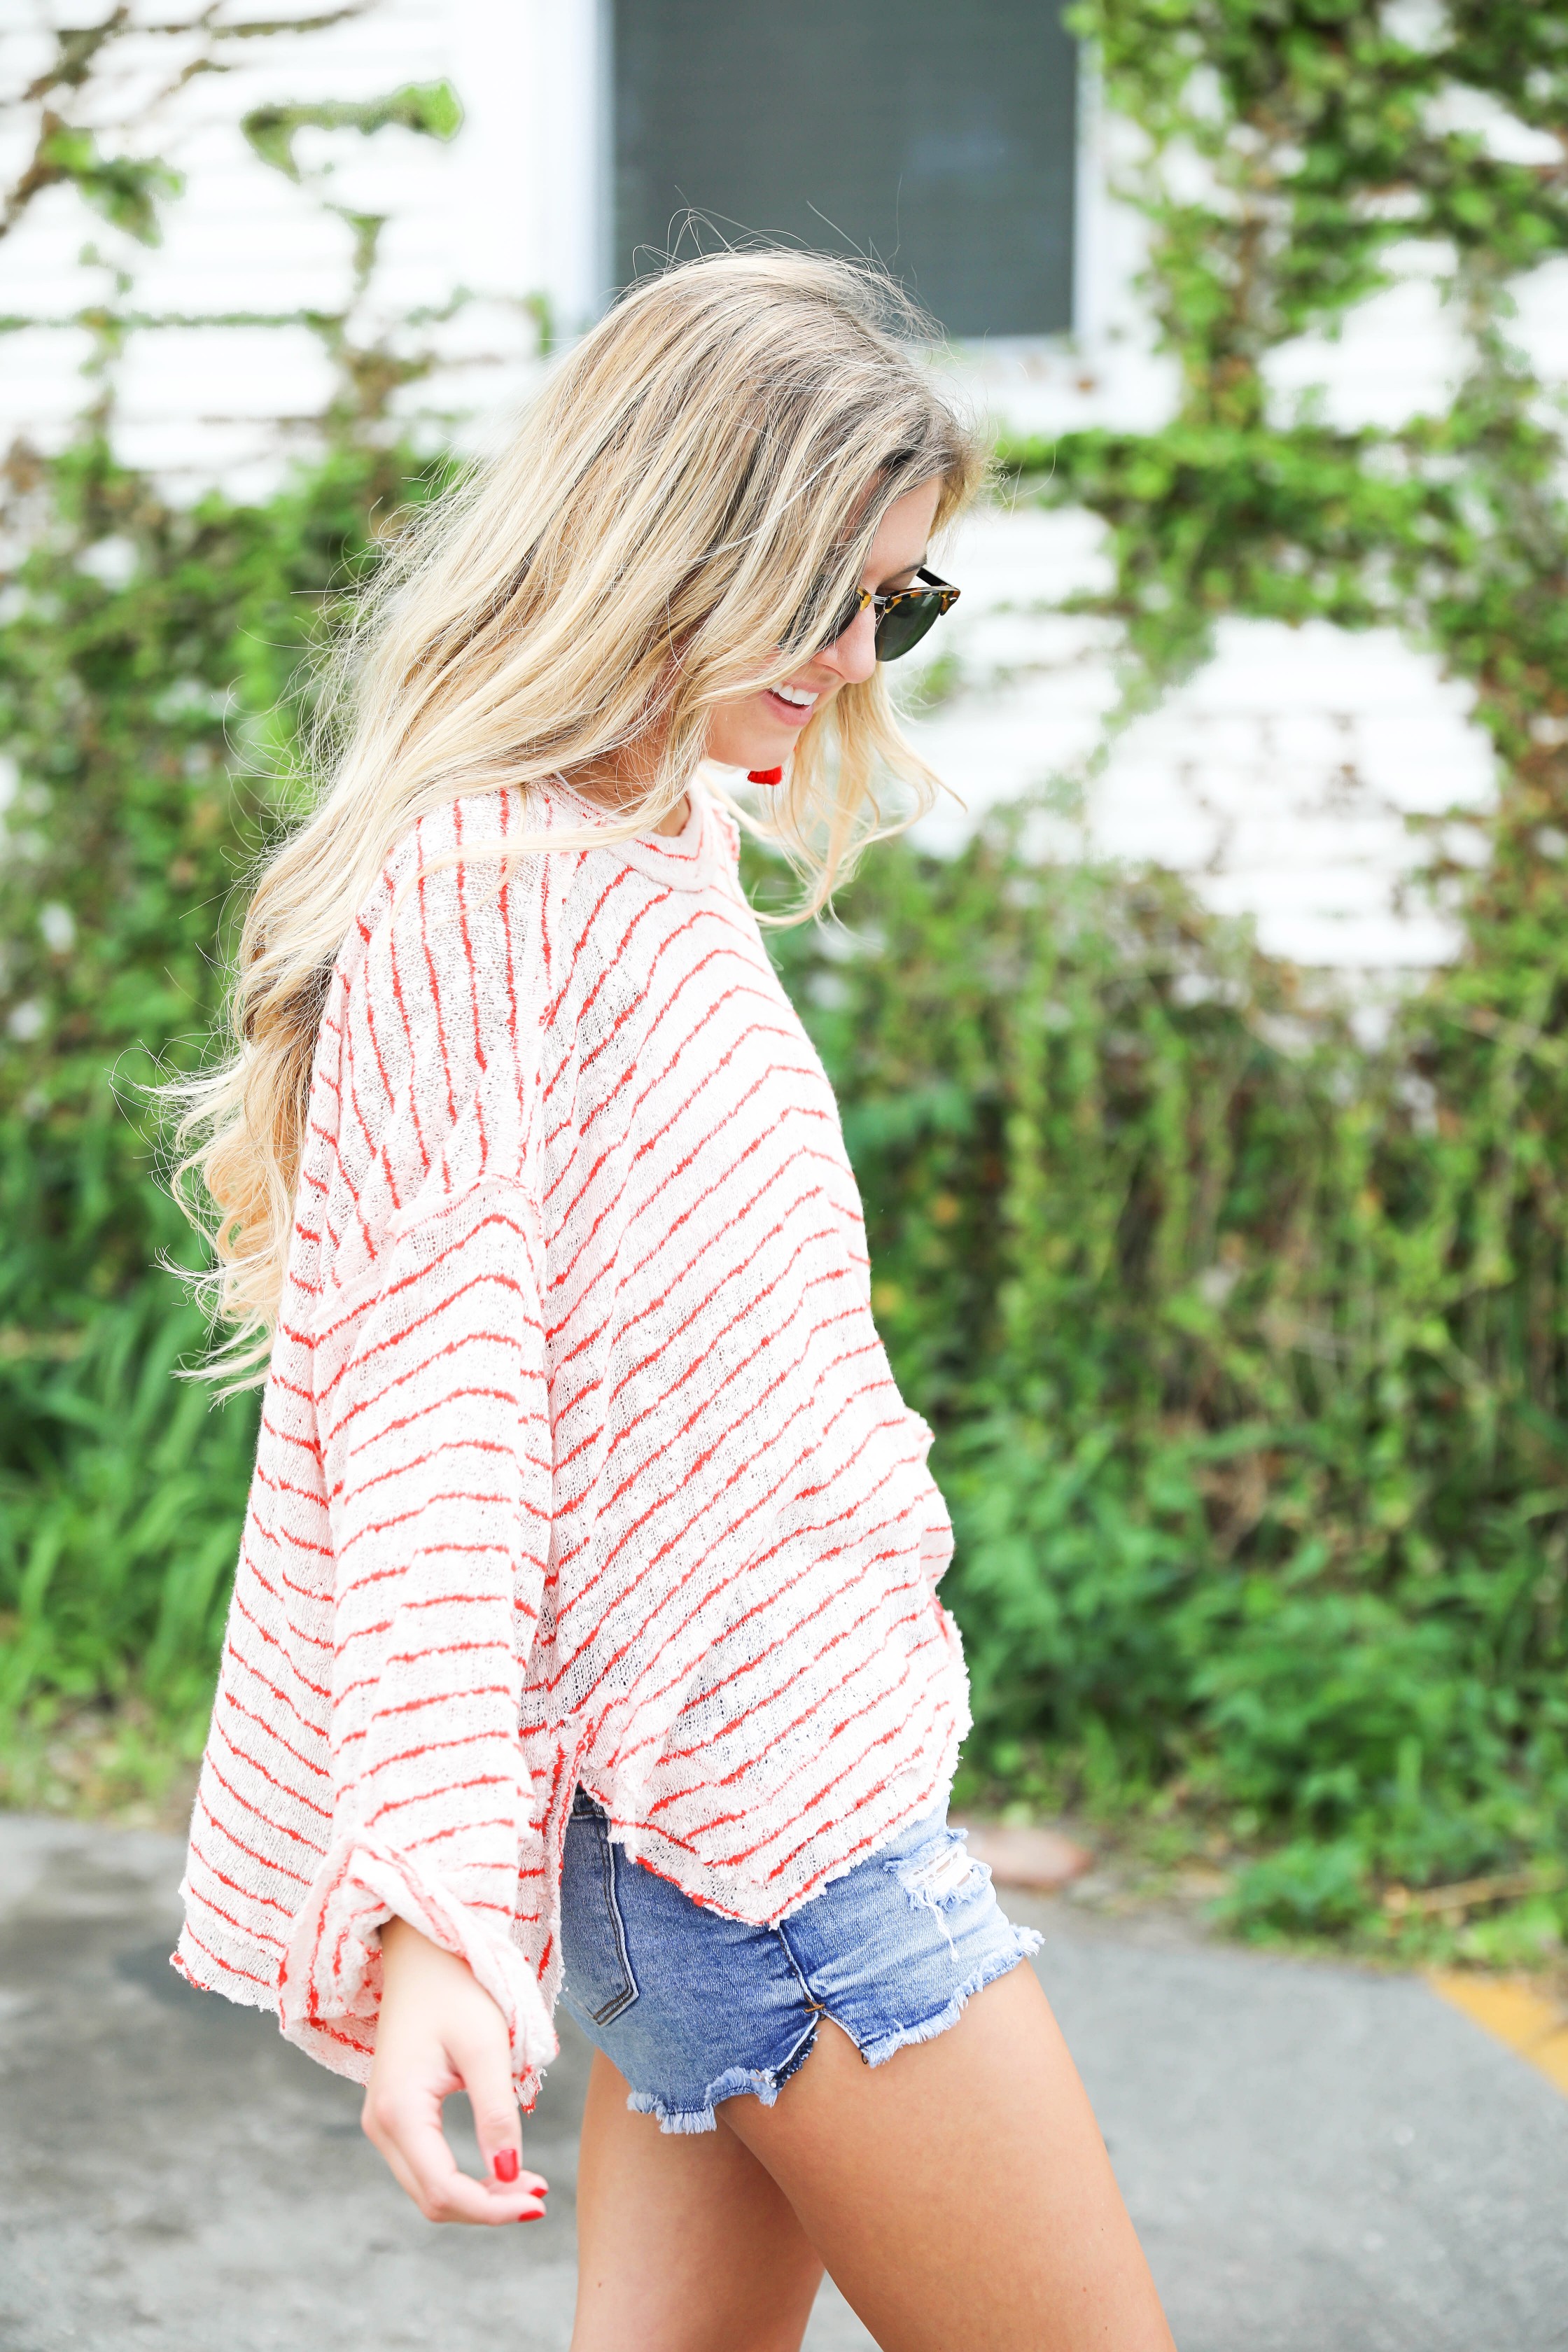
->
xmin=903 ymin=507 xmax=1494 ymax=969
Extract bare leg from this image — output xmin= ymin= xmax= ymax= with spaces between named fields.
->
xmin=722 ymin=1961 xmax=1176 ymax=2352
xmin=570 ymin=2048 xmax=825 ymax=2352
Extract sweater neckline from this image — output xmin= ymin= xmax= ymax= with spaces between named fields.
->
xmin=544 ymin=772 xmax=728 ymax=894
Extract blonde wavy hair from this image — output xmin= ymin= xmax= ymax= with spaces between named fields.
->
xmin=175 ymin=249 xmax=983 ymax=1371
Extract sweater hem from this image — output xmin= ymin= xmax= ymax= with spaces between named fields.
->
xmin=583 ymin=1703 xmax=970 ymax=1935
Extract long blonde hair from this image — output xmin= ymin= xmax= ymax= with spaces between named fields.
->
xmin=176 ymin=250 xmax=983 ymax=1368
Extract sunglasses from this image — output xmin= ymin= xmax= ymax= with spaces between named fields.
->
xmin=817 ymin=566 xmax=961 ymax=662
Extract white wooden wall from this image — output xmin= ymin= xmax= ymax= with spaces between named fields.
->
xmin=903 ymin=507 xmax=1496 ymax=974
xmin=0 ymin=0 xmax=605 ymax=491
xmin=6 ymin=1 xmax=1560 ymax=972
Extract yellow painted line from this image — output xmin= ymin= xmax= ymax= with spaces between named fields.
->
xmin=1429 ymin=1970 xmax=1568 ymax=2097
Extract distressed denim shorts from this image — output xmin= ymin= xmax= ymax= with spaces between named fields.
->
xmin=556 ymin=1789 xmax=1042 ymax=2134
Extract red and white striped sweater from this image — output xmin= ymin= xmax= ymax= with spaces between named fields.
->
xmin=175 ymin=778 xmax=969 ymax=2100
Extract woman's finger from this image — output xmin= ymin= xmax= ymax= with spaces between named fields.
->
xmin=365 ymin=2083 xmax=460 ymax=2216
xmin=450 ymin=2019 xmax=550 ymax=2203
xmin=365 ymin=2084 xmax=545 ymax=2226
xmin=368 ymin=2110 xmax=443 ymax=2216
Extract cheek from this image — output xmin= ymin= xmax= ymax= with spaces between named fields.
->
xmin=701 ymin=680 xmax=841 ymax=769
xmin=704 ymin=692 xmax=772 ymax=760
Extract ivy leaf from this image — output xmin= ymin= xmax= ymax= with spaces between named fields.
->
xmin=37 ymin=125 xmax=182 ymax=246
xmin=240 ymin=81 xmax=464 ymax=182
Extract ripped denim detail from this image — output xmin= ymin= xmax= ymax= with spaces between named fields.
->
xmin=890 ymin=1834 xmax=989 ymax=1913
xmin=887 ymin=1830 xmax=995 ymax=1961
xmin=625 ymin=2019 xmax=820 ymax=2135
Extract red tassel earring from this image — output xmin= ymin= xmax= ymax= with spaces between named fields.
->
xmin=747 ymin=766 xmax=784 ymax=785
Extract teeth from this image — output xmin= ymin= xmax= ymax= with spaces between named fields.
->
xmin=774 ymin=685 xmax=816 ymax=708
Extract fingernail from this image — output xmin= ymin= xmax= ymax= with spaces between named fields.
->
xmin=517 ymin=2205 xmax=544 ymax=2224
xmin=492 ymin=2148 xmax=519 ymax=2183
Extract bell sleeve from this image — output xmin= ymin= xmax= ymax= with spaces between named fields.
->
xmin=274 ymin=830 xmax=559 ymax=2094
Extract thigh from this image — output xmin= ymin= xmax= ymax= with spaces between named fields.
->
xmin=722 ymin=1961 xmax=1176 ymax=2352
xmin=571 ymin=2050 xmax=825 ymax=2352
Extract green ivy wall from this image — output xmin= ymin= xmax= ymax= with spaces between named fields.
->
xmin=4 ymin=1 xmax=1568 ymax=1958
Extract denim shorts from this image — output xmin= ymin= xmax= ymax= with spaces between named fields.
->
xmin=556 ymin=1790 xmax=1042 ymax=2134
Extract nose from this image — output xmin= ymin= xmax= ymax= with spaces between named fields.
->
xmin=815 ymin=601 xmax=877 ymax=687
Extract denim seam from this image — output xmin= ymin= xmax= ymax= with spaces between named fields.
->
xmin=774 ymin=1912 xmax=874 ymax=2062
xmin=586 ymin=1815 xmax=638 ymax=2027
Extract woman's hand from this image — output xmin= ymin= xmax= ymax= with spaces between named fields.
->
xmin=361 ymin=1917 xmax=550 ymax=2225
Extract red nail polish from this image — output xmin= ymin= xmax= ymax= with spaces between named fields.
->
xmin=748 ymin=766 xmax=783 ymax=785
xmin=492 ymin=2148 xmax=519 ymax=2183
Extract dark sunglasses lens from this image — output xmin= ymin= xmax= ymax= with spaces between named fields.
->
xmin=874 ymin=593 xmax=945 ymax=663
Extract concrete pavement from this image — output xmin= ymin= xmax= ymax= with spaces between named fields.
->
xmin=1 ymin=1812 xmax=1565 ymax=2351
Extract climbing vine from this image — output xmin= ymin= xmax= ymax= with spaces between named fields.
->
xmin=4 ymin=2 xmax=1568 ymax=1957
xmin=952 ymin=0 xmax=1568 ymax=1946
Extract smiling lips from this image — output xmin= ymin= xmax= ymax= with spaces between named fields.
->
xmin=766 ymin=683 xmax=818 ymax=726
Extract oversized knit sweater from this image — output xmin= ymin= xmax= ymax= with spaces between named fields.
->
xmin=174 ymin=776 xmax=969 ymax=2101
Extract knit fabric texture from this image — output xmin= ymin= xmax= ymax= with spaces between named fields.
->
xmin=174 ymin=779 xmax=970 ymax=2103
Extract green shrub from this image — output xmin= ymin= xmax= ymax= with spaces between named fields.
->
xmin=1217 ymin=1840 xmax=1373 ymax=1938
xmin=765 ymin=834 xmax=1568 ymax=1901
xmin=0 ymin=435 xmax=444 ymax=1733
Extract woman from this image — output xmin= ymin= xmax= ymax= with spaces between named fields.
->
xmin=174 ymin=252 xmax=1174 ymax=2352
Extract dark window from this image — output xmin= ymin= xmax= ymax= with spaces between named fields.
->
xmin=612 ymin=0 xmax=1077 ymax=338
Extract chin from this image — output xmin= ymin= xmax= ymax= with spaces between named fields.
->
xmin=720 ymin=748 xmax=788 ymax=774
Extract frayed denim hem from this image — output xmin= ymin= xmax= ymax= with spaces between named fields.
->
xmin=624 ymin=2020 xmax=820 ymax=2136
xmin=855 ymin=1924 xmax=1043 ymax=2071
xmin=624 ymin=1925 xmax=1043 ymax=2125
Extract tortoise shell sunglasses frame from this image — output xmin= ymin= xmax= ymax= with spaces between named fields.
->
xmin=816 ymin=565 xmax=961 ymax=662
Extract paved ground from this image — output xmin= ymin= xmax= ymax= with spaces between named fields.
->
xmin=2 ymin=1814 xmax=1565 ymax=2352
